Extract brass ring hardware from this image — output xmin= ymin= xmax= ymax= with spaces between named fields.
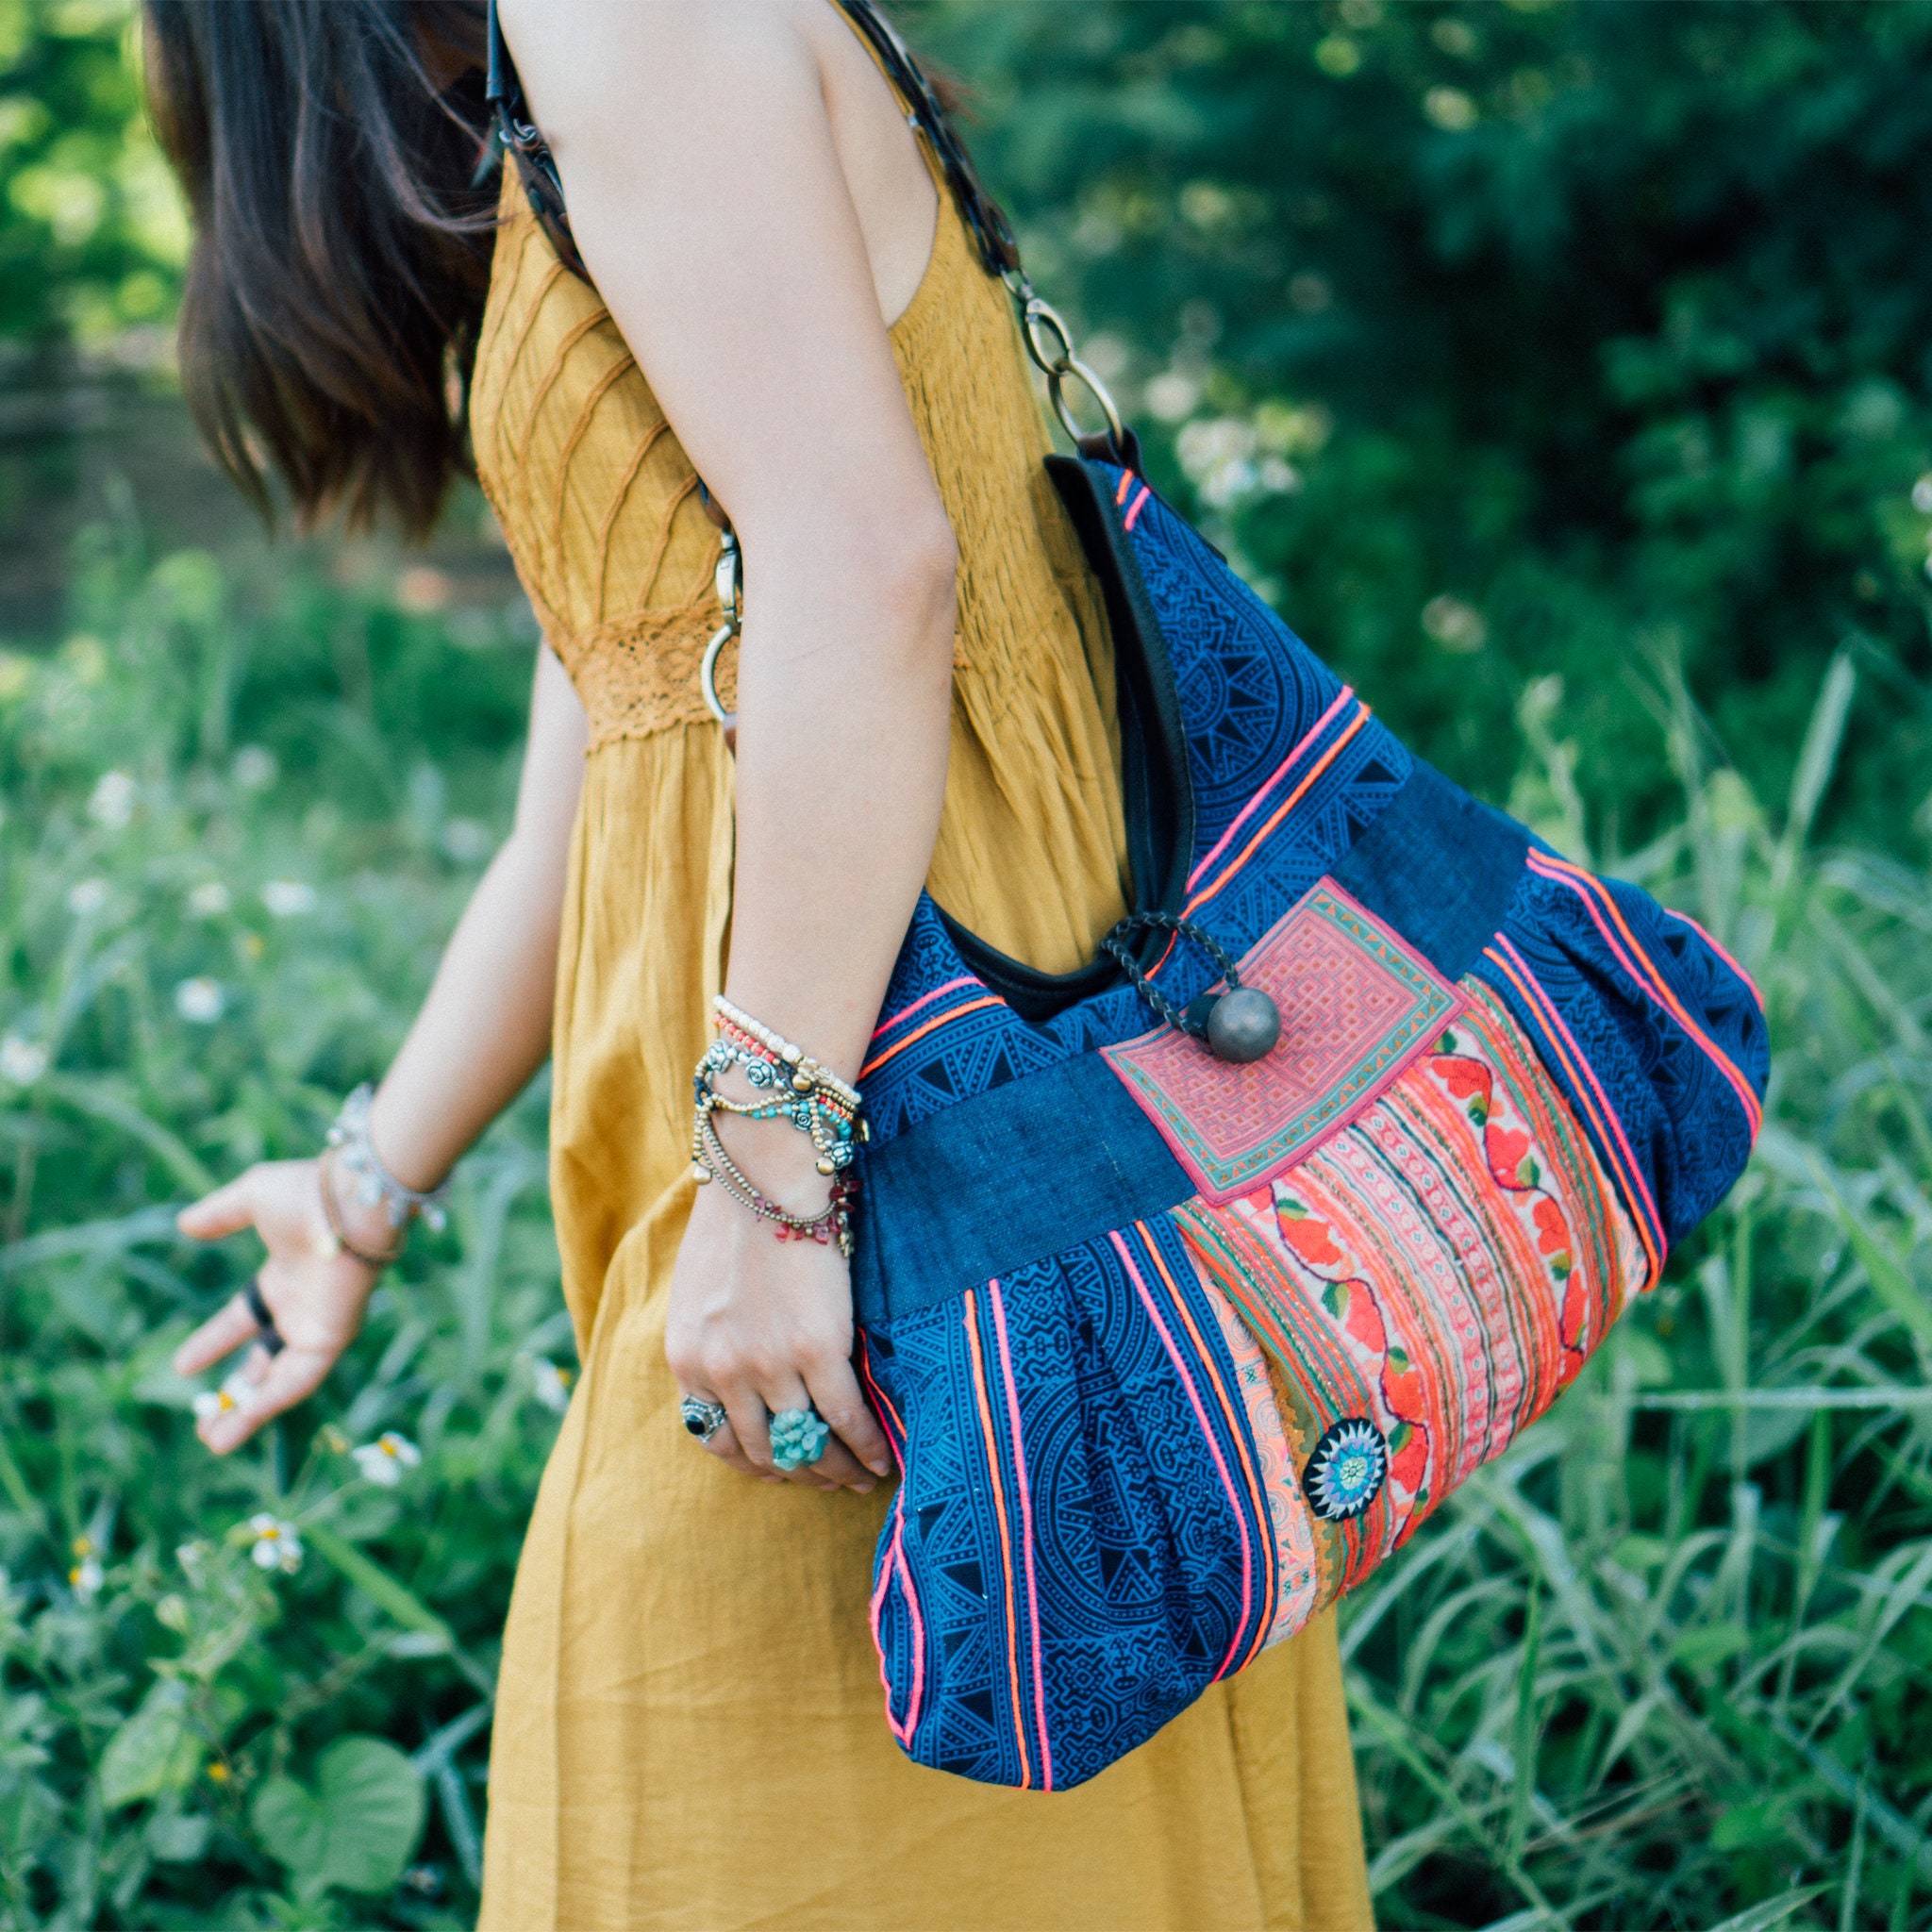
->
xmin=1015 ymin=291 xmax=1128 ymax=461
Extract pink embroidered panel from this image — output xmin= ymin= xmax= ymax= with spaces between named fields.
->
xmin=1101 ymin=880 xmax=1463 ymax=1206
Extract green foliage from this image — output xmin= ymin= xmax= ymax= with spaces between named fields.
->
xmin=0 ymin=0 xmax=186 ymax=351
xmin=0 ymin=531 xmax=556 ymax=1927
xmin=251 ymin=1737 xmax=425 ymax=1904
xmin=1331 ymin=652 xmax=1932 ymax=1926
xmin=917 ymin=0 xmax=1932 ymax=854
xmin=5 ymin=0 xmax=1932 ymax=1925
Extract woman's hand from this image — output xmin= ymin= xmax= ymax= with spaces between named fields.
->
xmin=666 ymin=1116 xmax=893 ymax=1496
xmin=172 ymin=1159 xmax=382 ymax=1455
xmin=505 ymin=5 xmax=956 ymax=1498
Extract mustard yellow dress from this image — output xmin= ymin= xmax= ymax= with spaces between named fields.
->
xmin=467 ymin=74 xmax=1374 ymax=1932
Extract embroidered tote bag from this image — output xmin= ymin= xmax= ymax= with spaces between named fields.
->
xmin=489 ymin=0 xmax=1769 ymax=1795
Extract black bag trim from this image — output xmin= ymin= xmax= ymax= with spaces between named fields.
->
xmin=935 ymin=456 xmax=1194 ymax=1022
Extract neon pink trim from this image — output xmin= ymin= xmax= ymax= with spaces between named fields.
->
xmin=859 ymin=996 xmax=1004 ymax=1078
xmin=1124 ymin=485 xmax=1153 ymax=531
xmin=1491 ymin=936 xmax=1665 ymax=1263
xmin=1664 ymin=908 xmax=1764 ymax=1008
xmin=872 ymin=974 xmax=982 ymax=1043
xmin=1108 ymin=1228 xmax=1254 ymax=1675
xmin=963 ymin=1291 xmax=1032 ymax=1788
xmin=1187 ymin=707 xmax=1373 ymax=915
xmin=868 ymin=1512 xmax=925 ymax=1744
xmin=1526 ymin=853 xmax=1761 ymax=1135
xmin=1187 ymin=687 xmax=1356 ymax=891
xmin=1528 ymin=853 xmax=1758 ymax=1124
xmin=893 ymin=1537 xmax=925 ymax=1737
xmin=1137 ymin=1229 xmax=1277 ymax=1671
xmin=857 ymin=1337 xmax=908 ymax=1457
xmin=988 ymin=1283 xmax=1054 ymax=1790
xmin=858 ymin=1341 xmax=924 ymax=1743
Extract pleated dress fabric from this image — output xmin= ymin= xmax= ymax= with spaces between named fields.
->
xmin=467 ymin=90 xmax=1374 ymax=1932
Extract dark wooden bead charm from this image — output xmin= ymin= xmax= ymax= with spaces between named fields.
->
xmin=1206 ymin=986 xmax=1282 ymax=1063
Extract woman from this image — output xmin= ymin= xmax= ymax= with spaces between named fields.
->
xmin=148 ymin=2 xmax=1374 ymax=1925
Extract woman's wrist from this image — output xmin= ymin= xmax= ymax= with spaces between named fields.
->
xmin=317 ymin=1149 xmax=408 ymax=1268
xmin=363 ymin=1084 xmax=456 ymax=1196
xmin=317 ymin=1084 xmax=455 ymax=1271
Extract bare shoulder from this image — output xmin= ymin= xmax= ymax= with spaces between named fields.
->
xmin=497 ymin=0 xmax=824 ymax=138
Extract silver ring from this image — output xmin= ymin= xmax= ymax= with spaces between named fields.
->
xmin=698 ymin=621 xmax=735 ymax=730
xmin=679 ymin=1395 xmax=728 ymax=1443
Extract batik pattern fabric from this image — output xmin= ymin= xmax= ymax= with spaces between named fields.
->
xmin=851 ymin=456 xmax=1771 ymax=1790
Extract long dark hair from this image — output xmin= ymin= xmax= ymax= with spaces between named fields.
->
xmin=143 ymin=1 xmax=496 ymax=538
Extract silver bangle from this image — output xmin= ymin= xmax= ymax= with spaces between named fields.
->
xmin=325 ymin=1084 xmax=450 ymax=1236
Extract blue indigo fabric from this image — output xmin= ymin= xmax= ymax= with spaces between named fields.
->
xmin=852 ymin=457 xmax=1767 ymax=1791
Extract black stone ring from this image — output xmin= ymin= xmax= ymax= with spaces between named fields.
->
xmin=242 ymin=1279 xmax=286 ymax=1357
xmin=680 ymin=1394 xmax=728 ymax=1443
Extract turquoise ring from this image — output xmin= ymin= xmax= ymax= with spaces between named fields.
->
xmin=769 ymin=1407 xmax=832 ymax=1472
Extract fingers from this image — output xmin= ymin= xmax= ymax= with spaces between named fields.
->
xmin=695 ymin=1380 xmax=851 ymax=1491
xmin=173 ymin=1291 xmax=265 ymax=1378
xmin=176 ymin=1173 xmax=258 ymax=1243
xmin=693 ymin=1412 xmax=779 ymax=1483
xmin=805 ymin=1356 xmax=894 ymax=1481
xmin=198 ymin=1342 xmax=333 ymax=1456
xmin=755 ymin=1376 xmax=847 ymax=1491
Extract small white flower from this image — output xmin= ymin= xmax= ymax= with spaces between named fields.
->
xmin=530 ymin=1357 xmax=575 ymax=1415
xmin=0 ymin=1035 xmax=48 ymax=1088
xmin=1424 ymin=85 xmax=1479 ymax=132
xmin=231 ymin=746 xmax=277 ymax=791
xmin=188 ymin=881 xmax=231 ymax=917
xmin=1257 ymin=457 xmax=1302 ymax=495
xmin=193 ymin=1370 xmax=256 ymax=1422
xmin=65 ymin=876 xmax=108 ymax=916
xmin=69 ymin=1537 xmax=103 ymax=1601
xmin=260 ymin=879 xmax=317 ymax=918
xmin=1200 ymin=458 xmax=1257 ymax=508
xmin=246 ymin=1514 xmax=303 ymax=1574
xmin=350 ymin=1432 xmax=422 ymax=1487
xmin=87 ymin=770 xmax=136 ymax=829
xmin=175 ymin=977 xmax=225 ymax=1024
xmin=1176 ymin=415 xmax=1256 ymax=481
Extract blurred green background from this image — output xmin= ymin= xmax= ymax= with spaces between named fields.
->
xmin=2 ymin=0 xmax=1931 ymax=1924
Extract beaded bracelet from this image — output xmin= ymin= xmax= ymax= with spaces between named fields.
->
xmin=318 ymin=1146 xmax=407 ymax=1270
xmin=690 ymin=1107 xmax=858 ymax=1257
xmin=712 ymin=996 xmax=863 ymax=1112
xmin=689 ymin=998 xmax=866 ymax=1257
xmin=697 ymin=1030 xmax=860 ymax=1176
xmin=325 ymin=1084 xmax=450 ymax=1238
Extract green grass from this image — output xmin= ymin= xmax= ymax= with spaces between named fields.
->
xmin=1344 ymin=649 xmax=1932 ymax=1928
xmin=0 ymin=525 xmax=1927 ymax=1927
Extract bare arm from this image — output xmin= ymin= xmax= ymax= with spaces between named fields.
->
xmin=503 ymin=0 xmax=957 ymax=1491
xmin=175 ymin=644 xmax=588 ymax=1451
xmin=367 ymin=642 xmax=588 ymax=1187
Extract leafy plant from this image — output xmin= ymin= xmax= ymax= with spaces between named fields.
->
xmin=1340 ymin=654 xmax=1932 ymax=1927
xmin=916 ymin=0 xmax=1932 ymax=856
xmin=0 ymin=529 xmax=559 ymax=1928
xmin=251 ymin=1736 xmax=425 ymax=1905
